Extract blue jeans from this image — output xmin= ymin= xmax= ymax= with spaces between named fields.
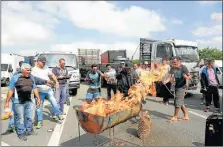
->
xmin=8 ymin=100 xmax=15 ymax=129
xmin=36 ymin=89 xmax=61 ymax=121
xmin=55 ymin=84 xmax=67 ymax=113
xmin=14 ymin=101 xmax=34 ymax=136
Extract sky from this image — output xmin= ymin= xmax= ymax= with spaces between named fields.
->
xmin=1 ymin=1 xmax=222 ymax=59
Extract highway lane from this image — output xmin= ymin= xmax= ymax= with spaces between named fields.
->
xmin=1 ymin=84 xmax=222 ymax=146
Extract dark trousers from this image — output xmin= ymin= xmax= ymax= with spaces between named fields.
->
xmin=160 ymin=82 xmax=171 ymax=102
xmin=107 ymin=84 xmax=117 ymax=99
xmin=206 ymin=85 xmax=220 ymax=108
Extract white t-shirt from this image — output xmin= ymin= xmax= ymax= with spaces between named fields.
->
xmin=31 ymin=66 xmax=53 ymax=93
xmin=31 ymin=66 xmax=53 ymax=81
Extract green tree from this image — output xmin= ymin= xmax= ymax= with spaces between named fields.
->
xmin=198 ymin=47 xmax=222 ymax=60
xmin=132 ymin=59 xmax=140 ymax=64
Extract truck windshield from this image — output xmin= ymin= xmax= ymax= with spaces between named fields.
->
xmin=175 ymin=46 xmax=199 ymax=62
xmin=156 ymin=43 xmax=173 ymax=59
xmin=40 ymin=54 xmax=78 ymax=68
xmin=1 ymin=64 xmax=8 ymax=71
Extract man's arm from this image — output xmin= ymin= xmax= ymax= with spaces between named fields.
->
xmin=182 ymin=65 xmax=191 ymax=80
xmin=31 ymin=78 xmax=41 ymax=106
xmin=4 ymin=76 xmax=16 ymax=108
xmin=32 ymin=76 xmax=47 ymax=85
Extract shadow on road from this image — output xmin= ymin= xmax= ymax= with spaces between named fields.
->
xmin=192 ymin=142 xmax=204 ymax=146
xmin=126 ymin=128 xmax=138 ymax=138
xmin=149 ymin=110 xmax=173 ymax=120
xmin=60 ymin=133 xmax=109 ymax=146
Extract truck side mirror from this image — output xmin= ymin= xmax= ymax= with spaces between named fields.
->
xmin=8 ymin=69 xmax=13 ymax=72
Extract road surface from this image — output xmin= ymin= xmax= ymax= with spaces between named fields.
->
xmin=1 ymin=84 xmax=222 ymax=146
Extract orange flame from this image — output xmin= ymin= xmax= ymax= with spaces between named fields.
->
xmin=80 ymin=62 xmax=168 ymax=117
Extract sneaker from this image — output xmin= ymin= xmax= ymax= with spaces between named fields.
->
xmin=36 ymin=121 xmax=42 ymax=129
xmin=214 ymin=109 xmax=222 ymax=113
xmin=57 ymin=115 xmax=64 ymax=120
xmin=52 ymin=115 xmax=57 ymax=120
xmin=18 ymin=134 xmax=27 ymax=141
xmin=1 ymin=128 xmax=15 ymax=135
xmin=204 ymin=108 xmax=210 ymax=112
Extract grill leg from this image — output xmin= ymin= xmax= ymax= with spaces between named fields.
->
xmin=78 ymin=122 xmax=81 ymax=142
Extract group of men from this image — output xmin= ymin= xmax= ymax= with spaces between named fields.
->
xmin=84 ymin=57 xmax=221 ymax=123
xmin=3 ymin=56 xmax=71 ymax=141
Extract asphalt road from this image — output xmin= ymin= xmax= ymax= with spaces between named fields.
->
xmin=1 ymin=84 xmax=222 ymax=146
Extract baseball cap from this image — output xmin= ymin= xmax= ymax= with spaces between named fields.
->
xmin=120 ymin=62 xmax=125 ymax=64
xmin=37 ymin=56 xmax=46 ymax=62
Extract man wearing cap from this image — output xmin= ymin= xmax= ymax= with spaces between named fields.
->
xmin=201 ymin=59 xmax=221 ymax=113
xmin=4 ymin=63 xmax=41 ymax=141
xmin=31 ymin=56 xmax=63 ymax=129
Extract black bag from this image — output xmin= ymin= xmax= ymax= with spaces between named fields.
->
xmin=205 ymin=112 xmax=223 ymax=146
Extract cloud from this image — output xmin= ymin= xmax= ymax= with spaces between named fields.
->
xmin=1 ymin=1 xmax=59 ymax=47
xmin=211 ymin=12 xmax=222 ymax=22
xmin=171 ymin=19 xmax=183 ymax=25
xmin=193 ymin=11 xmax=222 ymax=49
xmin=192 ymin=25 xmax=222 ymax=37
xmin=50 ymin=41 xmax=139 ymax=59
xmin=38 ymin=1 xmax=166 ymax=38
xmin=197 ymin=36 xmax=222 ymax=49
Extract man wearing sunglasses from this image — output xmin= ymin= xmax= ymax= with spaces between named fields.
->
xmin=31 ymin=56 xmax=63 ymax=129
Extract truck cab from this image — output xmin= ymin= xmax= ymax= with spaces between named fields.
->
xmin=33 ymin=51 xmax=80 ymax=96
xmin=140 ymin=38 xmax=200 ymax=90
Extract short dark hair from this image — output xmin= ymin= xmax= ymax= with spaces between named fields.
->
xmin=59 ymin=58 xmax=65 ymax=62
xmin=106 ymin=64 xmax=111 ymax=67
xmin=19 ymin=61 xmax=24 ymax=67
xmin=91 ymin=64 xmax=97 ymax=68
xmin=172 ymin=56 xmax=181 ymax=61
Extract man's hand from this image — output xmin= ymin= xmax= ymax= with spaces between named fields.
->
xmin=46 ymin=80 xmax=54 ymax=87
xmin=36 ymin=98 xmax=41 ymax=107
xmin=55 ymin=82 xmax=59 ymax=89
xmin=4 ymin=101 xmax=9 ymax=109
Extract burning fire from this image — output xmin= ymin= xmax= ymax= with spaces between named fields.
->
xmin=79 ymin=62 xmax=169 ymax=117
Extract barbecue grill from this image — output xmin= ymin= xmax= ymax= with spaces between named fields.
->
xmin=74 ymin=102 xmax=142 ymax=145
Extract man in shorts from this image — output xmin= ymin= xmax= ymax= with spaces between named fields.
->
xmin=168 ymin=57 xmax=191 ymax=122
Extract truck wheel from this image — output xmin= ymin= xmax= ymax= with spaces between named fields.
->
xmin=5 ymin=78 xmax=10 ymax=86
xmin=70 ymin=89 xmax=77 ymax=96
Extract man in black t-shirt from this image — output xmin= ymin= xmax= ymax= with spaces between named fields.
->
xmin=4 ymin=63 xmax=41 ymax=141
xmin=168 ymin=57 xmax=191 ymax=122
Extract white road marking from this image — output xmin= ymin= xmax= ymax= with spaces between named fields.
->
xmin=47 ymin=103 xmax=70 ymax=146
xmin=188 ymin=111 xmax=207 ymax=119
xmin=1 ymin=141 xmax=10 ymax=146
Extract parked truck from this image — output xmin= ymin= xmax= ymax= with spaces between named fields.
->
xmin=1 ymin=53 xmax=24 ymax=86
xmin=32 ymin=51 xmax=80 ymax=96
xmin=139 ymin=38 xmax=200 ymax=90
xmin=79 ymin=50 xmax=133 ymax=86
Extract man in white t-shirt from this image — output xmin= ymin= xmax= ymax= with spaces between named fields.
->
xmin=31 ymin=56 xmax=64 ymax=129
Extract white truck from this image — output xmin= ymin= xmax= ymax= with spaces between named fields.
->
xmin=140 ymin=38 xmax=200 ymax=90
xmin=33 ymin=51 xmax=80 ymax=96
xmin=1 ymin=53 xmax=24 ymax=86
